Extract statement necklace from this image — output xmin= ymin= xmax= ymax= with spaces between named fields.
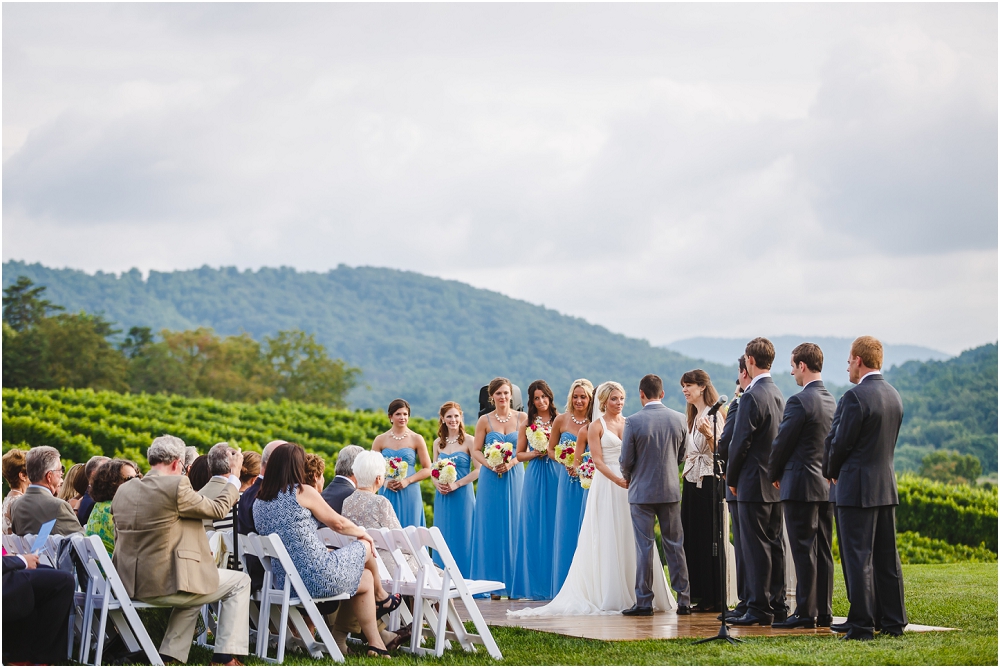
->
xmin=570 ymin=414 xmax=588 ymax=425
xmin=445 ymin=436 xmax=460 ymax=445
xmin=494 ymin=411 xmax=514 ymax=423
xmin=535 ymin=416 xmax=551 ymax=428
xmin=390 ymin=430 xmax=409 ymax=441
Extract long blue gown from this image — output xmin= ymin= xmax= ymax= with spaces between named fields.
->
xmin=510 ymin=431 xmax=560 ymax=600
xmin=432 ymin=451 xmax=475 ymax=577
xmin=469 ymin=424 xmax=524 ymax=597
xmin=378 ymin=446 xmax=426 ymax=528
xmin=551 ymin=431 xmax=590 ymax=592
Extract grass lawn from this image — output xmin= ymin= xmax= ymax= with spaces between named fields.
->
xmin=179 ymin=563 xmax=996 ymax=666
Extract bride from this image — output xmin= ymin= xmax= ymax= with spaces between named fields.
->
xmin=508 ymin=382 xmax=676 ymax=616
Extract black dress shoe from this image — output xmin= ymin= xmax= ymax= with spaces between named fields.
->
xmin=829 ymin=622 xmax=851 ymax=633
xmin=622 ymin=605 xmax=654 ymax=616
xmin=717 ymin=610 xmax=741 ymax=621
xmin=772 ymin=609 xmax=788 ymax=624
xmin=772 ymin=614 xmax=816 ymax=629
xmin=729 ymin=612 xmax=773 ymax=626
xmin=842 ymin=630 xmax=874 ymax=641
xmin=817 ymin=616 xmax=833 ymax=627
xmin=675 ymin=605 xmax=693 ymax=615
xmin=880 ymin=628 xmax=904 ymax=638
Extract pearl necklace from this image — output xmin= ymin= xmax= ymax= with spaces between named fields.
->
xmin=445 ymin=436 xmax=460 ymax=445
xmin=535 ymin=417 xmax=551 ymax=428
xmin=570 ymin=414 xmax=588 ymax=425
xmin=390 ymin=430 xmax=408 ymax=441
xmin=494 ymin=411 xmax=514 ymax=423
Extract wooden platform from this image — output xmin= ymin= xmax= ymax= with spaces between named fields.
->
xmin=459 ymin=599 xmax=955 ymax=641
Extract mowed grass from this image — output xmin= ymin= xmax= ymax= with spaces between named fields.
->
xmin=179 ymin=563 xmax=996 ymax=666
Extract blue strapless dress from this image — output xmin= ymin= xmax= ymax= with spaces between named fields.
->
xmin=510 ymin=451 xmax=560 ymax=600
xmin=469 ymin=430 xmax=524 ymax=597
xmin=378 ymin=447 xmax=425 ymax=528
xmin=552 ymin=431 xmax=589 ymax=592
xmin=432 ymin=451 xmax=475 ymax=577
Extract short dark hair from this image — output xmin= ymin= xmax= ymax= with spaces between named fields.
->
xmin=792 ymin=343 xmax=824 ymax=373
xmin=91 ymin=459 xmax=139 ymax=503
xmin=186 ymin=455 xmax=211 ymax=492
xmin=738 ymin=355 xmax=747 ymax=374
xmin=639 ymin=374 xmax=663 ymax=399
xmin=387 ymin=398 xmax=410 ymax=419
xmin=745 ymin=337 xmax=775 ymax=370
xmin=257 ymin=443 xmax=307 ymax=502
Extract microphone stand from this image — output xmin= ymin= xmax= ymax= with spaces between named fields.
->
xmin=694 ymin=407 xmax=741 ymax=645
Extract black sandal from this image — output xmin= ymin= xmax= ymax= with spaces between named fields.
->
xmin=375 ymin=593 xmax=403 ymax=617
xmin=366 ymin=645 xmax=392 ymax=657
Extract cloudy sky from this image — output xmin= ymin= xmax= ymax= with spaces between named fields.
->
xmin=3 ymin=3 xmax=997 ymax=354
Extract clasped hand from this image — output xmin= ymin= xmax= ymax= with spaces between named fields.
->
xmin=436 ymin=481 xmax=456 ymax=495
xmin=386 ymin=478 xmax=408 ymax=491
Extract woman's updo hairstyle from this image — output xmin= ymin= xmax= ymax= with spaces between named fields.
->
xmin=596 ymin=381 xmax=626 ymax=413
xmin=487 ymin=377 xmax=512 ymax=405
xmin=387 ymin=398 xmax=410 ymax=419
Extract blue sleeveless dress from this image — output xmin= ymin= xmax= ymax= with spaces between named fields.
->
xmin=469 ymin=422 xmax=524 ymax=597
xmin=510 ymin=426 xmax=560 ymax=600
xmin=552 ymin=430 xmax=590 ymax=592
xmin=432 ymin=451 xmax=475 ymax=577
xmin=378 ymin=446 xmax=426 ymax=528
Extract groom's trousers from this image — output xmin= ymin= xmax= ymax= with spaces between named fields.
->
xmin=728 ymin=500 xmax=749 ymax=614
xmin=630 ymin=502 xmax=690 ymax=608
xmin=838 ymin=505 xmax=907 ymax=636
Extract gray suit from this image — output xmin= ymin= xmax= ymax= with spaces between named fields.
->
xmin=10 ymin=486 xmax=84 ymax=537
xmin=620 ymin=401 xmax=691 ymax=608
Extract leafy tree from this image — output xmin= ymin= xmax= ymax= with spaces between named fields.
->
xmin=920 ymin=450 xmax=983 ymax=486
xmin=2 ymin=276 xmax=63 ymax=332
xmin=120 ymin=326 xmax=154 ymax=359
xmin=263 ymin=330 xmax=360 ymax=407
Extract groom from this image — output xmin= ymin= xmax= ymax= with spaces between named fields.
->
xmin=619 ymin=374 xmax=692 ymax=616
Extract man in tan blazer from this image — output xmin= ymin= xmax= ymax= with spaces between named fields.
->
xmin=112 ymin=435 xmax=249 ymax=666
xmin=199 ymin=443 xmax=240 ymax=531
xmin=11 ymin=446 xmax=84 ymax=537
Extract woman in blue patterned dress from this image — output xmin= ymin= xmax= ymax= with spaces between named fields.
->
xmin=372 ymin=398 xmax=432 ymax=528
xmin=253 ymin=443 xmax=401 ymax=657
xmin=549 ymin=378 xmax=594 ymax=593
xmin=469 ymin=377 xmax=526 ymax=598
xmin=431 ymin=401 xmax=479 ymax=576
xmin=510 ymin=380 xmax=561 ymax=600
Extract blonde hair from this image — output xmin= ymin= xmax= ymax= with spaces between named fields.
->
xmin=564 ymin=379 xmax=595 ymax=414
xmin=596 ymin=382 xmax=626 ymax=413
xmin=851 ymin=336 xmax=884 ymax=370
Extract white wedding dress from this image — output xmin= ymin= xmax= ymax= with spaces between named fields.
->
xmin=508 ymin=418 xmax=676 ymax=617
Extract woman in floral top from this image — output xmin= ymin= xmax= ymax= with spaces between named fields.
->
xmin=85 ymin=459 xmax=141 ymax=555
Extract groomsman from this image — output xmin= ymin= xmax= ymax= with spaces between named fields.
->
xmin=717 ymin=355 xmax=752 ymax=620
xmin=726 ymin=337 xmax=787 ymax=626
xmin=825 ymin=336 xmax=907 ymax=640
xmin=767 ymin=343 xmax=836 ymax=629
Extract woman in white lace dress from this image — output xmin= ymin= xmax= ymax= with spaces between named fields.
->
xmin=509 ymin=382 xmax=676 ymax=617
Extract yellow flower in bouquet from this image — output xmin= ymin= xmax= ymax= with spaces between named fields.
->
xmin=526 ymin=422 xmax=550 ymax=453
xmin=384 ymin=456 xmax=408 ymax=481
xmin=484 ymin=440 xmax=514 ymax=475
xmin=554 ymin=436 xmax=577 ymax=468
xmin=578 ymin=453 xmax=595 ymax=489
xmin=432 ymin=459 xmax=458 ymax=485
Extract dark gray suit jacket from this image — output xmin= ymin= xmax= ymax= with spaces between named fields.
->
xmin=718 ymin=393 xmax=741 ymax=502
xmin=727 ymin=375 xmax=785 ymax=503
xmin=823 ymin=374 xmax=902 ymax=508
xmin=768 ymin=380 xmax=836 ymax=502
xmin=620 ymin=402 xmax=688 ymax=504
xmin=320 ymin=476 xmax=357 ymax=515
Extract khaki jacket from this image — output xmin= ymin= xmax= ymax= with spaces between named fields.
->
xmin=112 ymin=469 xmax=237 ymax=600
xmin=10 ymin=486 xmax=84 ymax=537
xmin=198 ymin=477 xmax=235 ymax=530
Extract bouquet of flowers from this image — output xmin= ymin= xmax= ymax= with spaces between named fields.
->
xmin=554 ymin=435 xmax=577 ymax=469
xmin=484 ymin=439 xmax=515 ymax=476
xmin=384 ymin=456 xmax=408 ymax=481
xmin=431 ymin=459 xmax=458 ymax=485
xmin=526 ymin=420 xmax=550 ymax=453
xmin=578 ymin=453 xmax=595 ymax=489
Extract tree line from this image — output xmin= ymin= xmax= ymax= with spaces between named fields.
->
xmin=2 ymin=277 xmax=360 ymax=407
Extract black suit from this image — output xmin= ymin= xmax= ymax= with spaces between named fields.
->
xmin=718 ymin=392 xmax=747 ymax=614
xmin=825 ymin=373 xmax=907 ymax=637
xmin=320 ymin=476 xmax=357 ymax=515
xmin=236 ymin=476 xmax=265 ymax=593
xmin=727 ymin=375 xmax=786 ymax=620
xmin=767 ymin=380 xmax=836 ymax=620
xmin=2 ymin=555 xmax=75 ymax=664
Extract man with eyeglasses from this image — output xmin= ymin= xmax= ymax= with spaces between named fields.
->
xmin=10 ymin=445 xmax=85 ymax=536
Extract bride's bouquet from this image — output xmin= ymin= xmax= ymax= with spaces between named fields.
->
xmin=384 ymin=456 xmax=408 ymax=481
xmin=554 ymin=435 xmax=577 ymax=469
xmin=431 ymin=459 xmax=458 ymax=485
xmin=526 ymin=420 xmax=550 ymax=453
xmin=484 ymin=439 xmax=515 ymax=476
xmin=578 ymin=453 xmax=595 ymax=489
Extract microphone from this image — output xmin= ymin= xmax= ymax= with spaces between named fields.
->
xmin=707 ymin=395 xmax=728 ymax=416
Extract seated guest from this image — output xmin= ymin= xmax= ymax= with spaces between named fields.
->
xmin=253 ymin=443 xmax=399 ymax=657
xmin=200 ymin=444 xmax=240 ymax=531
xmin=85 ymin=459 xmax=141 ymax=556
xmin=305 ymin=453 xmax=326 ymax=493
xmin=58 ymin=462 xmax=87 ymax=512
xmin=187 ymin=454 xmax=211 ymax=492
xmin=236 ymin=440 xmax=287 ymax=594
xmin=77 ymin=455 xmax=110 ymax=525
xmin=2 ymin=449 xmax=30 ymax=535
xmin=2 ymin=551 xmax=76 ymax=665
xmin=239 ymin=451 xmax=261 ymax=492
xmin=321 ymin=445 xmax=363 ymax=514
xmin=11 ymin=446 xmax=84 ymax=536
xmin=183 ymin=446 xmax=199 ymax=473
xmin=113 ymin=434 xmax=250 ymax=666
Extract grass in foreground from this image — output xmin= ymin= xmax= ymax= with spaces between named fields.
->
xmin=178 ymin=563 xmax=996 ymax=666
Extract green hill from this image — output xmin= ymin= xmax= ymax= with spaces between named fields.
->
xmin=2 ymin=261 xmax=733 ymax=417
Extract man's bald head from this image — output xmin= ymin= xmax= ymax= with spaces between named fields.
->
xmin=260 ymin=440 xmax=288 ymax=473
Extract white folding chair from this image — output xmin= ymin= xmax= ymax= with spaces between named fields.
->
xmin=246 ymin=532 xmax=349 ymax=663
xmin=2 ymin=533 xmax=27 ymax=554
xmin=403 ymin=526 xmax=504 ymax=659
xmin=69 ymin=534 xmax=164 ymax=666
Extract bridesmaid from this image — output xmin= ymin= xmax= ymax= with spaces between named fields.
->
xmin=372 ymin=398 xmax=432 ymax=528
xmin=431 ymin=401 xmax=479 ymax=577
xmin=510 ymin=380 xmax=561 ymax=600
xmin=469 ymin=377 xmax=526 ymax=598
xmin=548 ymin=378 xmax=594 ymax=593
